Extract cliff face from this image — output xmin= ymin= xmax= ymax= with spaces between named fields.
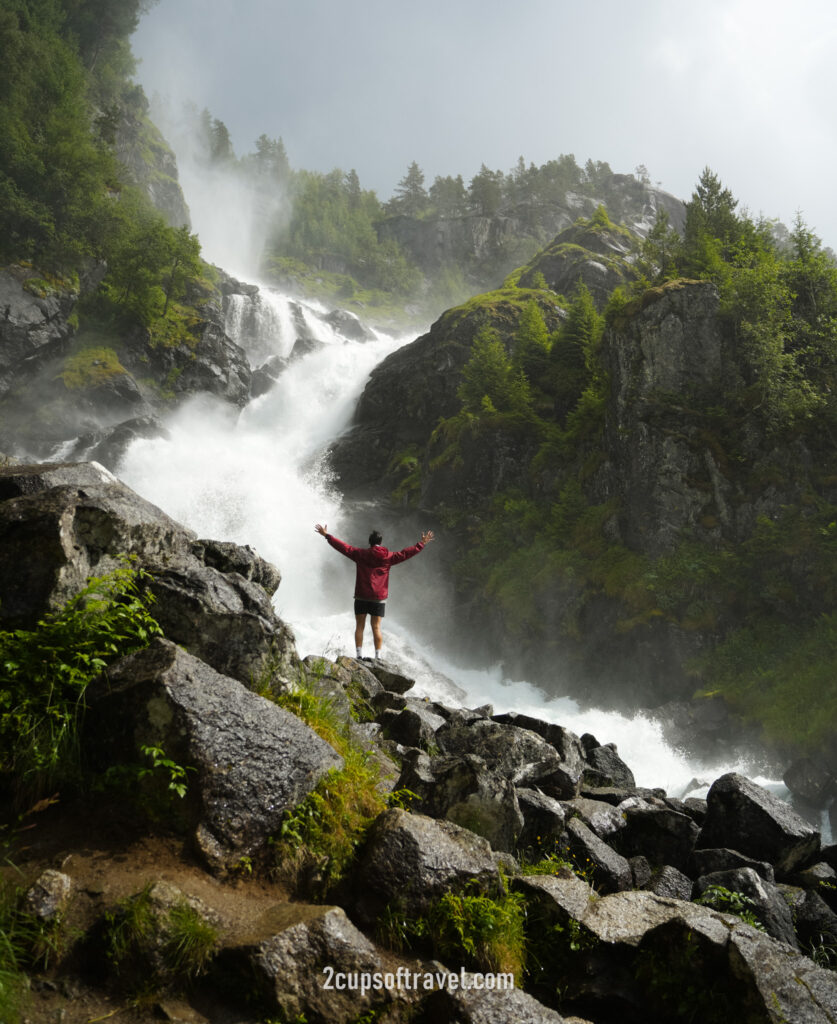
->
xmin=377 ymin=175 xmax=685 ymax=290
xmin=330 ymin=263 xmax=836 ymax=713
xmin=329 ymin=292 xmax=566 ymax=498
xmin=115 ymin=110 xmax=191 ymax=229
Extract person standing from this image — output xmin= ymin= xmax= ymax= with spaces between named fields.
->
xmin=314 ymin=523 xmax=434 ymax=661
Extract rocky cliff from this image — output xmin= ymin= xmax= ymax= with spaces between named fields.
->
xmin=377 ymin=174 xmax=685 ymax=292
xmin=329 ymin=246 xmax=837 ymax=736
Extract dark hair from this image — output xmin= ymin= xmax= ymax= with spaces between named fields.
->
xmin=369 ymin=530 xmax=383 ymax=546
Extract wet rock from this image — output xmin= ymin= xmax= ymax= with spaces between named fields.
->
xmin=74 ymin=415 xmax=171 ymax=471
xmin=290 ymin=335 xmax=327 ymax=361
xmin=784 ymin=757 xmax=837 ymax=808
xmin=324 ymin=308 xmax=375 ymax=342
xmin=397 ymin=752 xmax=524 ymax=853
xmin=689 ymin=847 xmax=775 ymax=883
xmin=422 ymin=981 xmax=568 ymax=1023
xmin=525 ymin=886 xmax=837 ymax=1023
xmin=367 ymin=662 xmax=416 ymax=694
xmin=516 ymin=788 xmax=567 ymax=860
xmin=435 ymin=719 xmax=566 ymax=791
xmin=84 ymin=639 xmax=342 ymax=872
xmin=148 ymin=564 xmax=297 ymax=689
xmin=380 ymin=706 xmax=446 ymax=750
xmin=629 ymin=855 xmax=652 ymax=889
xmin=351 ymin=809 xmax=510 ymax=926
xmin=697 ymin=772 xmax=820 ymax=875
xmin=221 ymin=904 xmax=397 ymax=1024
xmin=644 ymin=865 xmax=692 ymax=900
xmin=620 ymin=803 xmax=699 ymax=872
xmin=560 ymin=798 xmax=626 ymax=842
xmin=24 ymin=870 xmax=72 ymax=922
xmin=582 ymin=743 xmax=636 ymax=789
xmin=694 ymin=867 xmax=798 ymax=948
xmin=194 ymin=538 xmax=282 ymax=596
xmin=335 ymin=656 xmax=386 ymax=699
xmin=250 ymin=354 xmax=288 ymax=398
xmin=779 ymin=885 xmax=837 ymax=949
xmin=561 ymin=816 xmax=632 ymax=893
xmin=0 ymin=462 xmax=296 ymax=687
xmin=788 ymin=862 xmax=837 ymax=890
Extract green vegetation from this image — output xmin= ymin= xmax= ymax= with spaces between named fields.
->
xmin=378 ymin=881 xmax=527 ymax=981
xmin=1 ymin=0 xmax=210 ymax=376
xmin=693 ymin=885 xmax=765 ymax=930
xmin=269 ymin=677 xmax=394 ymax=896
xmin=104 ymin=883 xmax=219 ymax=997
xmin=0 ymin=559 xmax=162 ymax=806
xmin=402 ymin=171 xmax=837 ymax=755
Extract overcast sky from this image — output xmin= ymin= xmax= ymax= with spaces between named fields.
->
xmin=132 ymin=0 xmax=837 ymax=249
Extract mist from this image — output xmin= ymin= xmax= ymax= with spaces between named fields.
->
xmin=132 ymin=0 xmax=837 ymax=251
xmin=148 ymin=95 xmax=288 ymax=279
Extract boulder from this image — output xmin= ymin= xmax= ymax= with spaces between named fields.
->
xmin=324 ymin=308 xmax=375 ymax=342
xmin=367 ymin=662 xmax=416 ymax=695
xmin=351 ymin=809 xmax=511 ymax=926
xmin=516 ymin=788 xmax=567 ymax=861
xmin=335 ymin=656 xmax=386 ymax=699
xmin=620 ymin=803 xmax=699 ymax=872
xmin=779 ymin=885 xmax=837 ymax=949
xmin=194 ymin=537 xmax=282 ymax=596
xmin=148 ymin=565 xmax=297 ymax=688
xmin=435 ymin=719 xmax=566 ymax=790
xmin=643 ymin=865 xmax=692 ymax=900
xmin=24 ymin=870 xmax=73 ymax=922
xmin=220 ymin=904 xmax=398 ymax=1024
xmin=694 ymin=867 xmax=798 ymax=948
xmin=83 ymin=639 xmax=342 ymax=872
xmin=697 ymin=773 xmax=820 ymax=875
xmin=582 ymin=743 xmax=636 ymax=789
xmin=560 ymin=798 xmax=626 ymax=842
xmin=784 ymin=757 xmax=837 ymax=808
xmin=0 ymin=462 xmax=296 ymax=687
xmin=396 ymin=752 xmax=524 ymax=853
xmin=421 ymin=982 xmax=569 ymax=1023
xmin=689 ymin=846 xmax=775 ymax=883
xmin=560 ymin=816 xmax=632 ymax=894
xmin=520 ymin=885 xmax=837 ymax=1022
xmin=380 ymin=706 xmax=446 ymax=750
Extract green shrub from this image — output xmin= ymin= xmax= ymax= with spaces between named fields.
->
xmin=104 ymin=884 xmax=218 ymax=997
xmin=0 ymin=558 xmax=163 ymax=805
xmin=693 ymin=885 xmax=765 ymax=930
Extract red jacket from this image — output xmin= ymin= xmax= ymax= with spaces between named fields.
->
xmin=325 ymin=534 xmax=425 ymax=601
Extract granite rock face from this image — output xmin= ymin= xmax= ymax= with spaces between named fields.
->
xmin=0 ymin=461 xmax=296 ymax=686
xmin=84 ymin=639 xmax=341 ymax=872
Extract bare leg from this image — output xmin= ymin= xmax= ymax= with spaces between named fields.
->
xmin=355 ymin=613 xmax=367 ymax=653
xmin=370 ymin=615 xmax=383 ymax=656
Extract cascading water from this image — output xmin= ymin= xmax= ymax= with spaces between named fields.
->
xmin=118 ymin=285 xmax=785 ymax=803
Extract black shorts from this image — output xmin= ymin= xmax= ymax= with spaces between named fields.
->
xmin=354 ymin=599 xmax=386 ymax=617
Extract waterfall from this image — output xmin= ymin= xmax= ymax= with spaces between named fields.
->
xmin=117 ymin=285 xmax=788 ymax=804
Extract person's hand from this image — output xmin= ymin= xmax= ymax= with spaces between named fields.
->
xmin=315 ymin=523 xmax=328 ymax=536
xmin=421 ymin=530 xmax=435 ymax=544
